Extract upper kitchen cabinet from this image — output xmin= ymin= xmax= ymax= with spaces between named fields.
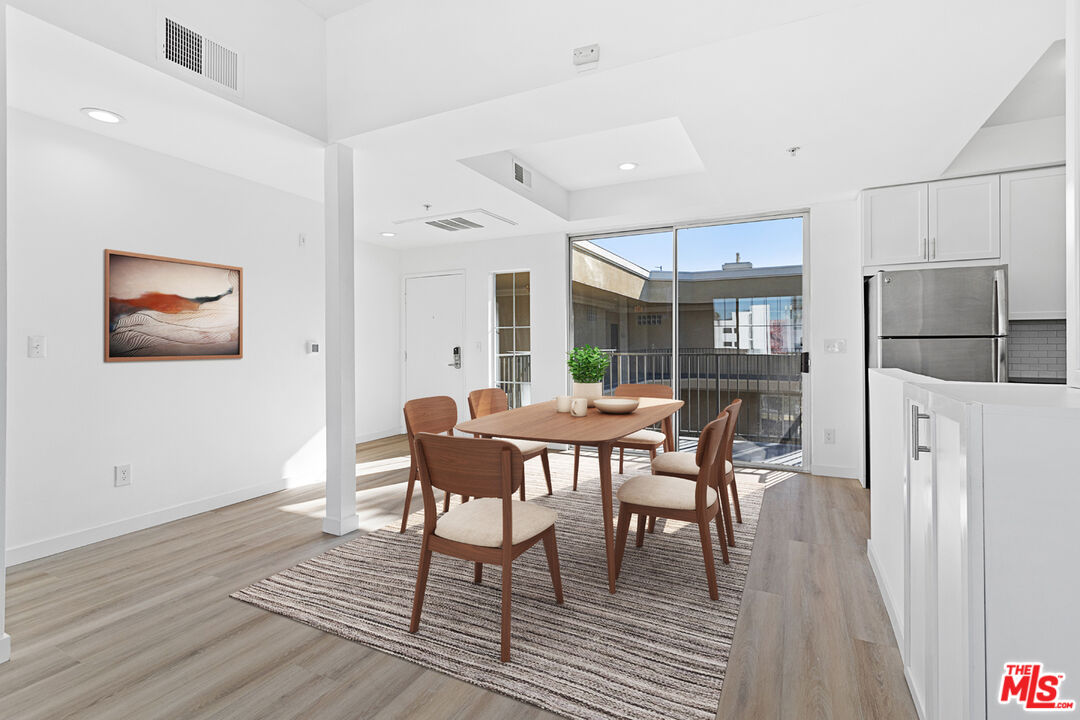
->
xmin=1001 ymin=167 xmax=1066 ymax=319
xmin=862 ymin=184 xmax=929 ymax=266
xmin=927 ymin=175 xmax=1000 ymax=262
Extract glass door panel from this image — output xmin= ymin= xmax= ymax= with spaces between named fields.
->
xmin=570 ymin=231 xmax=674 ymax=393
xmin=675 ymin=217 xmax=805 ymax=468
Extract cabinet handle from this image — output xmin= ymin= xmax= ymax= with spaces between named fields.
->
xmin=912 ymin=404 xmax=931 ymax=460
xmin=922 ymin=237 xmax=928 ymax=259
xmin=931 ymin=237 xmax=936 ymax=259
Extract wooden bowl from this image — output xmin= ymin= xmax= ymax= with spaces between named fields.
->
xmin=594 ymin=397 xmax=639 ymax=414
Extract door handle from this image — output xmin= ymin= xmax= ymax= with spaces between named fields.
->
xmin=448 ymin=346 xmax=461 ymax=369
xmin=911 ymin=404 xmax=931 ymax=460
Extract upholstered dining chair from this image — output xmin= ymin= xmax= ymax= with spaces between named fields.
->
xmin=650 ymin=399 xmax=743 ymax=547
xmin=467 ymin=388 xmax=553 ymax=498
xmin=400 ymin=396 xmax=464 ymax=533
xmin=410 ymin=433 xmax=564 ymax=662
xmin=571 ymin=382 xmax=674 ymax=491
xmin=613 ymin=412 xmax=730 ymax=599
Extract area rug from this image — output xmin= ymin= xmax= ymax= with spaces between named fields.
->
xmin=232 ymin=450 xmax=765 ymax=720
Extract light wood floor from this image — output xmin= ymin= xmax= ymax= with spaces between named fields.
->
xmin=0 ymin=436 xmax=916 ymax=720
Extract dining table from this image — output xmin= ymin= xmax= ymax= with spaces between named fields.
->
xmin=456 ymin=396 xmax=684 ymax=593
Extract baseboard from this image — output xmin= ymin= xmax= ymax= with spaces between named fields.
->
xmin=6 ymin=480 xmax=287 ymax=566
xmin=0 ymin=633 xmax=10 ymax=664
xmin=867 ymin=539 xmax=905 ymax=652
xmin=355 ymin=426 xmax=403 ymax=444
xmin=810 ymin=463 xmax=860 ymax=480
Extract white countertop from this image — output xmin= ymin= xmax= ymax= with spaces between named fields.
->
xmin=869 ymin=368 xmax=1080 ymax=409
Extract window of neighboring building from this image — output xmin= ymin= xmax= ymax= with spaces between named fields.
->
xmin=494 ymin=271 xmax=531 ymax=408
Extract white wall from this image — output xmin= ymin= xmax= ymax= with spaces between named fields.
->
xmin=947 ymin=116 xmax=1065 ymax=176
xmin=354 ymin=240 xmax=402 ymax=441
xmin=9 ymin=0 xmax=327 ymax=139
xmin=396 ymin=233 xmax=569 ymax=419
xmin=382 ymin=211 xmax=866 ymax=478
xmin=5 ymin=110 xmax=326 ymax=564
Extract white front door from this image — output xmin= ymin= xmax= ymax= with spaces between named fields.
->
xmin=404 ymin=273 xmax=466 ymax=418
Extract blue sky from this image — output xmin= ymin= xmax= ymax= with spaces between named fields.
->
xmin=589 ymin=217 xmax=804 ymax=272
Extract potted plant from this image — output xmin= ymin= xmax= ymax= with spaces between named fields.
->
xmin=567 ymin=345 xmax=611 ymax=406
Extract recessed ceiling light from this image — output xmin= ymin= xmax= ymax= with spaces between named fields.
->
xmin=618 ymin=162 xmax=638 ymax=171
xmin=81 ymin=107 xmax=124 ymax=124
xmin=380 ymin=232 xmax=396 ymax=238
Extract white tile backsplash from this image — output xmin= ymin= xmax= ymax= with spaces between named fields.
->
xmin=1008 ymin=320 xmax=1066 ymax=381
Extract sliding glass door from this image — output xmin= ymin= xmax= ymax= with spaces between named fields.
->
xmin=570 ymin=215 xmax=806 ymax=470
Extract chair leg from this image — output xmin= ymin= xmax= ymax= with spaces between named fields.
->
xmin=647 ymin=515 xmax=656 ymax=533
xmin=519 ymin=475 xmax=526 ymax=501
xmin=443 ymin=491 xmax=451 ymax=513
xmin=541 ymin=529 xmax=564 ymax=604
xmin=649 ymin=447 xmax=657 ymax=462
xmin=729 ymin=473 xmax=743 ymax=523
xmin=573 ymin=445 xmax=580 ymax=491
xmin=409 ymin=538 xmax=433 ymax=632
xmin=720 ymin=482 xmax=736 ymax=548
xmin=540 ymin=449 xmax=553 ymax=495
xmin=474 ymin=562 xmax=483 ymax=584
xmin=715 ymin=513 xmax=728 ymax=560
xmin=698 ymin=519 xmax=720 ymax=600
xmin=399 ymin=461 xmax=418 ymax=533
xmin=500 ymin=562 xmax=512 ymax=662
xmin=635 ymin=513 xmax=647 ymax=548
xmin=614 ymin=509 xmax=633 ymax=579
xmin=619 ymin=447 xmax=625 ymax=474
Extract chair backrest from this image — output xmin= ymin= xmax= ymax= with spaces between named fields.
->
xmin=403 ymin=396 xmax=458 ymax=441
xmin=719 ymin=399 xmax=742 ymax=473
xmin=694 ymin=412 xmax=729 ymax=507
xmin=467 ymin=388 xmax=509 ymax=419
xmin=414 ymin=433 xmax=524 ymax=500
xmin=614 ymin=383 xmax=673 ymax=400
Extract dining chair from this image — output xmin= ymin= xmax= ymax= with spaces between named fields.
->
xmin=400 ymin=396 xmax=464 ymax=533
xmin=571 ymin=382 xmax=674 ymax=491
xmin=613 ymin=412 xmax=730 ymax=599
xmin=410 ymin=432 xmax=564 ymax=662
xmin=650 ymin=399 xmax=743 ymax=546
xmin=467 ymin=388 xmax=553 ymax=498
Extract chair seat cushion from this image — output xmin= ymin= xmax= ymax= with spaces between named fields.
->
xmin=435 ymin=498 xmax=556 ymax=547
xmin=651 ymin=451 xmax=699 ymax=475
xmin=616 ymin=474 xmax=717 ymax=510
xmin=616 ymin=429 xmax=666 ymax=446
xmin=499 ymin=438 xmax=547 ymax=455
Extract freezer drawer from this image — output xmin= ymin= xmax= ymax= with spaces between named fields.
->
xmin=877 ymin=337 xmax=1007 ymax=382
xmin=875 ymin=266 xmax=1007 ymax=337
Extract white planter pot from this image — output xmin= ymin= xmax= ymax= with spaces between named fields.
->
xmin=572 ymin=382 xmax=605 ymax=407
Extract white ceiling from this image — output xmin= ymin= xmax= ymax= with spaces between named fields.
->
xmin=510 ymin=118 xmax=704 ymax=192
xmin=984 ymin=39 xmax=1065 ymax=127
xmin=297 ymin=0 xmax=373 ymax=19
xmin=6 ymin=8 xmax=324 ymax=202
xmin=342 ymin=0 xmax=1064 ymax=247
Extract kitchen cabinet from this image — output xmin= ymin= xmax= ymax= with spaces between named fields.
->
xmin=862 ymin=184 xmax=929 ymax=266
xmin=1001 ymin=167 xmax=1066 ymax=319
xmin=868 ymin=370 xmax=1080 ymax=720
xmin=928 ymin=174 xmax=1000 ymax=261
xmin=863 ymin=175 xmax=1000 ymax=267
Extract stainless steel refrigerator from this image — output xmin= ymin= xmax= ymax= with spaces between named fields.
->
xmin=866 ymin=265 xmax=1008 ymax=382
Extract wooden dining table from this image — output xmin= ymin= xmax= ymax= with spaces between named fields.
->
xmin=456 ymin=396 xmax=684 ymax=593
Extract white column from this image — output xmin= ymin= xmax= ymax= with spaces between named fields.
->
xmin=1067 ymin=3 xmax=1080 ymax=388
xmin=323 ymin=144 xmax=359 ymax=535
xmin=0 ymin=1 xmax=11 ymax=664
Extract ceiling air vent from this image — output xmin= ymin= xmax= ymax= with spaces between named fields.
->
xmin=393 ymin=209 xmax=518 ymax=234
xmin=513 ymin=160 xmax=533 ymax=188
xmin=163 ymin=18 xmax=240 ymax=93
xmin=425 ymin=217 xmax=485 ymax=232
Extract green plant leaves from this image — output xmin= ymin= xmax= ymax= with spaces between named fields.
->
xmin=567 ymin=345 xmax=611 ymax=383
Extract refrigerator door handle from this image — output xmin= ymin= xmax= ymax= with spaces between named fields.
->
xmin=993 ymin=267 xmax=1008 ymax=337
xmin=994 ymin=337 xmax=1008 ymax=383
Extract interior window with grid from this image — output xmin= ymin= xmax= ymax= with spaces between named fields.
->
xmin=494 ymin=271 xmax=531 ymax=408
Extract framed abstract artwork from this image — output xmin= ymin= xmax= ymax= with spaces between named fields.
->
xmin=105 ymin=250 xmax=243 ymax=361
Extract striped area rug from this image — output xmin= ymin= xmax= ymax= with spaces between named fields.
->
xmin=232 ymin=450 xmax=765 ymax=720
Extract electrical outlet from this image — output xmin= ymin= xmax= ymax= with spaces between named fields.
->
xmin=572 ymin=43 xmax=600 ymax=67
xmin=27 ymin=335 xmax=47 ymax=358
xmin=823 ymin=428 xmax=836 ymax=445
xmin=824 ymin=338 xmax=847 ymax=354
xmin=114 ymin=464 xmax=132 ymax=487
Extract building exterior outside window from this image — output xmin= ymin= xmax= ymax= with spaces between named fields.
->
xmin=494 ymin=271 xmax=531 ymax=408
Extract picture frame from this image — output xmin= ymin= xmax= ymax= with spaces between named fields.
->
xmin=105 ymin=249 xmax=243 ymax=362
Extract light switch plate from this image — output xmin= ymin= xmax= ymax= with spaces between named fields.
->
xmin=824 ymin=338 xmax=847 ymax=354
